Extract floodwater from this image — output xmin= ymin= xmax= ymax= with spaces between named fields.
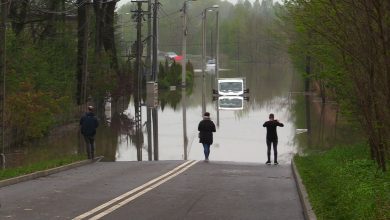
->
xmin=112 ymin=60 xmax=297 ymax=163
xmin=3 ymin=55 xmax=364 ymax=168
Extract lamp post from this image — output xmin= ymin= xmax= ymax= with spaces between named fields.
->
xmin=215 ymin=10 xmax=220 ymax=127
xmin=201 ymin=5 xmax=219 ymax=116
xmin=215 ymin=10 xmax=219 ymax=83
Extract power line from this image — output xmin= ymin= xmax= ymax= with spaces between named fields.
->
xmin=159 ymin=10 xmax=180 ymax=19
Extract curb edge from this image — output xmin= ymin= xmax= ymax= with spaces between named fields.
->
xmin=0 ymin=156 xmax=103 ymax=188
xmin=291 ymin=158 xmax=317 ymax=220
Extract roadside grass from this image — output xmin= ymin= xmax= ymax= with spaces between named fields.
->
xmin=295 ymin=144 xmax=390 ymax=220
xmin=0 ymin=155 xmax=86 ymax=181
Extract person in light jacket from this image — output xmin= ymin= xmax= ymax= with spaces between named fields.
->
xmin=198 ymin=112 xmax=216 ymax=161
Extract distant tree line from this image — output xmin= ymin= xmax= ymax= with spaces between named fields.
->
xmin=117 ymin=0 xmax=284 ymax=64
xmin=218 ymin=0 xmax=284 ymax=64
xmin=283 ymin=0 xmax=390 ymax=171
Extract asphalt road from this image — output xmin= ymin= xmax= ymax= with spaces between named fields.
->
xmin=0 ymin=161 xmax=304 ymax=220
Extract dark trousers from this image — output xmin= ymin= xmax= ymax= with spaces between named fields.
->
xmin=83 ymin=135 xmax=95 ymax=159
xmin=266 ymin=138 xmax=278 ymax=162
xmin=202 ymin=143 xmax=210 ymax=159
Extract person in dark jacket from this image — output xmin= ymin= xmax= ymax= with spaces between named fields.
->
xmin=80 ymin=106 xmax=99 ymax=159
xmin=198 ymin=112 xmax=216 ymax=161
xmin=263 ymin=113 xmax=284 ymax=165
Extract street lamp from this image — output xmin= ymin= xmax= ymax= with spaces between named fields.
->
xmin=215 ymin=9 xmax=219 ymax=85
xmin=201 ymin=5 xmax=219 ymax=116
xmin=214 ymin=9 xmax=220 ymax=127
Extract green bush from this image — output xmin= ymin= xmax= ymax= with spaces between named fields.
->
xmin=295 ymin=144 xmax=390 ymax=220
xmin=158 ymin=61 xmax=195 ymax=89
xmin=5 ymin=32 xmax=76 ymax=142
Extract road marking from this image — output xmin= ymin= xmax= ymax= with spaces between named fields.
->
xmin=73 ymin=160 xmax=198 ymax=220
xmin=89 ymin=160 xmax=198 ymax=220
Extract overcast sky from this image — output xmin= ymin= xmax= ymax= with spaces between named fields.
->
xmin=116 ymin=0 xmax=278 ymax=9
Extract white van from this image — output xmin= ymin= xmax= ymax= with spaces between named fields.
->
xmin=217 ymin=78 xmax=245 ymax=96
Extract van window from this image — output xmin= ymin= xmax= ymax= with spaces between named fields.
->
xmin=219 ymin=82 xmax=243 ymax=93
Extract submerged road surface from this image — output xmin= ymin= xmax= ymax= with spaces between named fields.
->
xmin=0 ymin=161 xmax=304 ymax=220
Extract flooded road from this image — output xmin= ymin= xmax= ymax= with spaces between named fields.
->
xmin=4 ymin=56 xmax=364 ymax=168
xmin=100 ymin=58 xmax=299 ymax=164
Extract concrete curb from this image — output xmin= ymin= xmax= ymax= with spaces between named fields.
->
xmin=291 ymin=159 xmax=317 ymax=220
xmin=0 ymin=156 xmax=103 ymax=188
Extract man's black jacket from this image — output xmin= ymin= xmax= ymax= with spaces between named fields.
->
xmin=80 ymin=112 xmax=99 ymax=136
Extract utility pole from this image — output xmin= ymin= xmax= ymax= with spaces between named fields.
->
xmin=146 ymin=0 xmax=152 ymax=78
xmin=146 ymin=0 xmax=153 ymax=161
xmin=152 ymin=0 xmax=159 ymax=82
xmin=132 ymin=0 xmax=147 ymax=161
xmin=181 ymin=1 xmax=187 ymax=87
xmin=181 ymin=0 xmax=195 ymax=160
xmin=181 ymin=0 xmax=196 ymax=87
xmin=136 ymin=1 xmax=143 ymax=161
xmin=0 ymin=0 xmax=8 ymax=168
xmin=132 ymin=0 xmax=146 ymax=126
xmin=152 ymin=0 xmax=159 ymax=160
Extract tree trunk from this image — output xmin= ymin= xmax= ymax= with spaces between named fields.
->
xmin=9 ymin=0 xmax=28 ymax=36
xmin=40 ymin=1 xmax=59 ymax=39
xmin=93 ymin=0 xmax=119 ymax=74
xmin=93 ymin=0 xmax=104 ymax=54
xmin=102 ymin=1 xmax=119 ymax=73
xmin=76 ymin=0 xmax=88 ymax=105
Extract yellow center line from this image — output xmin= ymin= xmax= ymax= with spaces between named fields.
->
xmin=73 ymin=160 xmax=198 ymax=220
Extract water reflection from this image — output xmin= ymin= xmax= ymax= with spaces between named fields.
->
xmin=181 ymin=88 xmax=188 ymax=160
xmin=102 ymin=59 xmax=362 ymax=163
xmin=218 ymin=96 xmax=244 ymax=110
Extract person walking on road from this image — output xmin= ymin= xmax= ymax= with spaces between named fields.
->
xmin=198 ymin=112 xmax=216 ymax=161
xmin=263 ymin=113 xmax=284 ymax=165
xmin=80 ymin=106 xmax=99 ymax=159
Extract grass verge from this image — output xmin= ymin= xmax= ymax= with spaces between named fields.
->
xmin=294 ymin=144 xmax=390 ymax=220
xmin=0 ymin=155 xmax=86 ymax=181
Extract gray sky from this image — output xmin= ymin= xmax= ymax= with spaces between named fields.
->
xmin=116 ymin=0 xmax=275 ymax=9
